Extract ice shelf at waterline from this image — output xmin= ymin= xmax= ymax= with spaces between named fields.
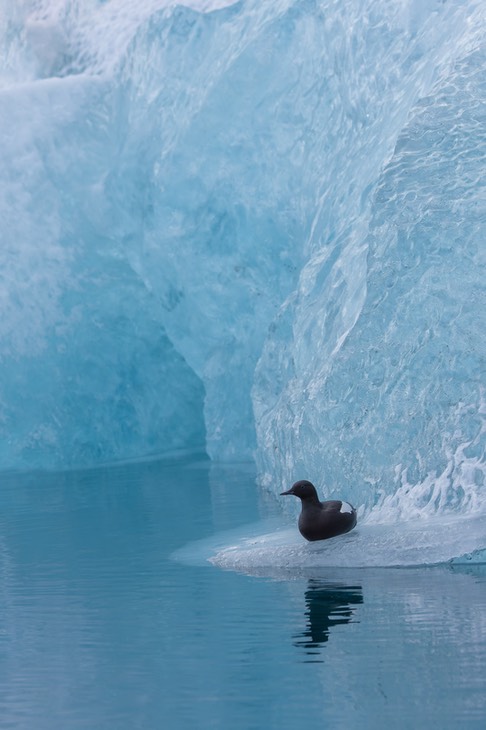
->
xmin=0 ymin=0 xmax=484 ymax=522
xmin=172 ymin=509 xmax=486 ymax=572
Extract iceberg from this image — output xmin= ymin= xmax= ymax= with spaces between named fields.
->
xmin=0 ymin=0 xmax=484 ymax=529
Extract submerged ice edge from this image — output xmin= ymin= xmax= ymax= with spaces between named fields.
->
xmin=175 ymin=510 xmax=486 ymax=572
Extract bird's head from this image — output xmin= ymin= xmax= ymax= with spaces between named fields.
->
xmin=280 ymin=480 xmax=318 ymax=501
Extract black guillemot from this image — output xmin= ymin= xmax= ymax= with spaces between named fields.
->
xmin=281 ymin=480 xmax=357 ymax=542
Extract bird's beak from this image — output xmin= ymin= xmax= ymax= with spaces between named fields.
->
xmin=280 ymin=488 xmax=293 ymax=496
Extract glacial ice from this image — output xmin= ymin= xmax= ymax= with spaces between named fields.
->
xmin=0 ymin=0 xmax=484 ymax=532
xmin=174 ymin=512 xmax=486 ymax=571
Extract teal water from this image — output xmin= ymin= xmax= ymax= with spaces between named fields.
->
xmin=1 ymin=456 xmax=485 ymax=729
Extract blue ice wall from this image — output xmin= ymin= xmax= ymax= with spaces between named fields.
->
xmin=254 ymin=16 xmax=486 ymax=515
xmin=0 ymin=73 xmax=206 ymax=467
xmin=0 ymin=0 xmax=484 ymax=516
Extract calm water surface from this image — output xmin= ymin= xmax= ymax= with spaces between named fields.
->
xmin=0 ymin=456 xmax=485 ymax=729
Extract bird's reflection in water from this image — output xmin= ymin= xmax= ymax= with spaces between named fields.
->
xmin=294 ymin=579 xmax=363 ymax=662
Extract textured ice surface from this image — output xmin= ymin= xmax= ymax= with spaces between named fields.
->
xmin=252 ymin=4 xmax=486 ymax=517
xmin=0 ymin=74 xmax=206 ymax=467
xmin=174 ymin=513 xmax=486 ymax=572
xmin=0 ymin=0 xmax=485 ymax=536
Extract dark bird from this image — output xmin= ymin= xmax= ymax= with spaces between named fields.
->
xmin=280 ymin=480 xmax=357 ymax=542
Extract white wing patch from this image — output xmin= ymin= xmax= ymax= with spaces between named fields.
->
xmin=340 ymin=501 xmax=353 ymax=514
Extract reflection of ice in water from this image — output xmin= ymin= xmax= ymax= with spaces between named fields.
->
xmin=307 ymin=565 xmax=486 ymax=725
